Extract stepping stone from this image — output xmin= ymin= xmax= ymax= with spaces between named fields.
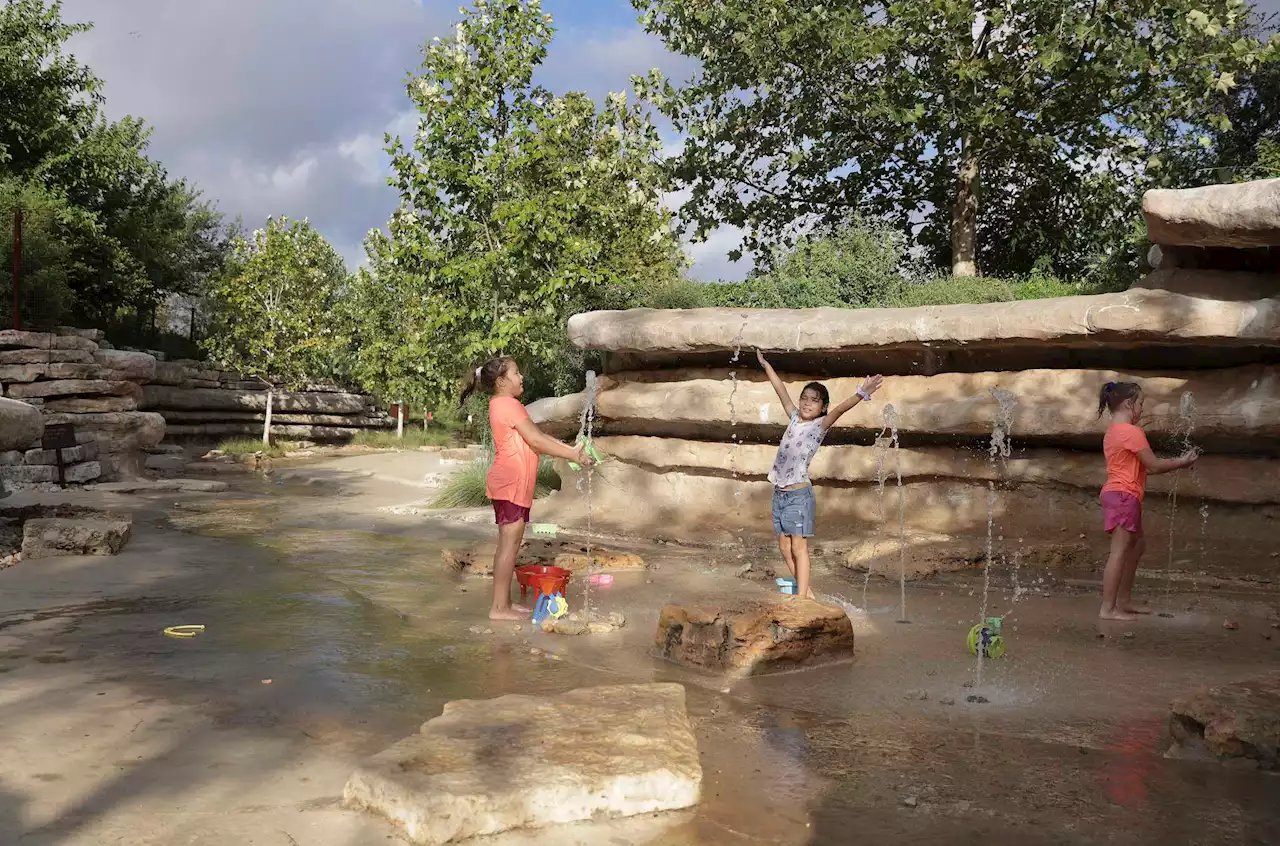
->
xmin=343 ymin=683 xmax=700 ymax=845
xmin=1169 ymin=672 xmax=1280 ymax=770
xmin=654 ymin=596 xmax=854 ymax=675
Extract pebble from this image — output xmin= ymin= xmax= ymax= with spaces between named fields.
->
xmin=1223 ymin=620 xmax=1239 ymax=631
xmin=966 ymin=695 xmax=989 ymax=704
xmin=902 ymin=796 xmax=918 ymax=808
xmin=1158 ymin=612 xmax=1174 ymax=618
xmin=1123 ymin=632 xmax=1135 ymax=639
xmin=939 ymin=696 xmax=956 ymax=706
xmin=903 ymin=689 xmax=928 ymax=701
xmin=962 ymin=680 xmax=975 ymax=688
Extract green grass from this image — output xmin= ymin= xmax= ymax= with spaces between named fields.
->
xmin=430 ymin=456 xmax=561 ymax=509
xmin=351 ymin=428 xmax=456 ymax=450
xmin=214 ymin=438 xmax=289 ymax=457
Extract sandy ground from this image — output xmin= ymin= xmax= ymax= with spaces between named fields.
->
xmin=1 ymin=450 xmax=1278 ymax=846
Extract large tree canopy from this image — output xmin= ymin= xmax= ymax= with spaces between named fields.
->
xmin=349 ymin=0 xmax=684 ymax=406
xmin=633 ymin=0 xmax=1275 ymax=278
xmin=0 ymin=0 xmax=230 ymax=328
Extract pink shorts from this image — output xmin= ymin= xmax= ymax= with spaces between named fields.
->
xmin=492 ymin=499 xmax=531 ymax=526
xmin=1101 ymin=491 xmax=1143 ymax=535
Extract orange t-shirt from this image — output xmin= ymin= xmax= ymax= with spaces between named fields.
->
xmin=486 ymin=396 xmax=539 ymax=508
xmin=1102 ymin=422 xmax=1150 ymax=501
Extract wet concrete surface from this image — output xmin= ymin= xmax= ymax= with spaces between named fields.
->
xmin=0 ymin=452 xmax=1278 ymax=845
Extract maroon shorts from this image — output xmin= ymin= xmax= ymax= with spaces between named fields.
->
xmin=492 ymin=499 xmax=531 ymax=526
xmin=1100 ymin=491 xmax=1143 ymax=535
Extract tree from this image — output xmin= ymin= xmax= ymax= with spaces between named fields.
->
xmin=1 ymin=0 xmax=231 ymax=328
xmin=633 ymin=0 xmax=1275 ymax=277
xmin=363 ymin=0 xmax=683 ymax=406
xmin=203 ymin=217 xmax=347 ymax=445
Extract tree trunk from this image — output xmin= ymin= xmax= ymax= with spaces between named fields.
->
xmin=950 ymin=137 xmax=981 ymax=278
xmin=262 ymin=388 xmax=274 ymax=446
xmin=396 ymin=401 xmax=405 ymax=439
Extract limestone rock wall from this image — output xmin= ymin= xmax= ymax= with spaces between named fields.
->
xmin=0 ymin=327 xmax=391 ymax=486
xmin=531 ymin=182 xmax=1280 ymax=581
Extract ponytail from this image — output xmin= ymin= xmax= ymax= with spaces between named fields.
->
xmin=1097 ymin=380 xmax=1141 ymax=418
xmin=459 ymin=356 xmax=513 ymax=407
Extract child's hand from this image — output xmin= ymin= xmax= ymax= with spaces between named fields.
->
xmin=859 ymin=374 xmax=884 ymax=397
xmin=575 ymin=446 xmax=597 ymax=467
xmin=1180 ymin=447 xmax=1201 ymax=468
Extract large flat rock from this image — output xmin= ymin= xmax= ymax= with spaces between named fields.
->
xmin=1169 ymin=673 xmax=1280 ymax=769
xmin=1144 ymin=180 xmax=1280 ymax=248
xmin=534 ymin=365 xmax=1280 ymax=446
xmin=343 ymin=683 xmax=701 ymax=845
xmin=567 ymin=289 xmax=1280 ymax=356
xmin=654 ymin=597 xmax=854 ymax=674
xmin=45 ymin=411 xmax=166 ymax=454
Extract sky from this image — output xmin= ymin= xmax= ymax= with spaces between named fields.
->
xmin=61 ymin=0 xmax=746 ymax=280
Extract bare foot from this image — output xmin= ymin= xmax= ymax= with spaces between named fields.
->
xmin=489 ymin=607 xmax=527 ymax=621
xmin=1099 ymin=608 xmax=1139 ymax=621
xmin=1121 ymin=603 xmax=1153 ymax=615
xmin=803 ymin=589 xmax=817 ymax=600
xmin=512 ymin=602 xmax=532 ymax=614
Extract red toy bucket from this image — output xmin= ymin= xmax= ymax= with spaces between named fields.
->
xmin=516 ymin=564 xmax=571 ymax=600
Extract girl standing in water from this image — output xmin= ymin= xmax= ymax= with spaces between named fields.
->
xmin=1096 ymin=381 xmax=1198 ymax=620
xmin=460 ymin=357 xmax=592 ymax=620
xmin=758 ymin=351 xmax=883 ymax=599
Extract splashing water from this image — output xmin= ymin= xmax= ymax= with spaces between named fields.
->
xmin=869 ymin=430 xmax=892 ymax=610
xmin=878 ymin=404 xmax=908 ymax=622
xmin=728 ymin=316 xmax=749 ymax=552
xmin=976 ymin=387 xmax=1017 ymax=690
xmin=575 ymin=370 xmax=599 ymax=615
xmin=1165 ymin=391 xmax=1196 ymax=607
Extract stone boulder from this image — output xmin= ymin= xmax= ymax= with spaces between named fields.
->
xmin=654 ymin=596 xmax=854 ymax=674
xmin=151 ymin=361 xmax=188 ymax=386
xmin=93 ymin=349 xmax=156 ymax=383
xmin=1144 ymin=180 xmax=1280 ymax=248
xmin=0 ymin=348 xmax=94 ymax=365
xmin=1169 ymin=673 xmax=1280 ymax=769
xmin=42 ymin=396 xmax=139 ymax=413
xmin=0 ymin=397 xmax=43 ymax=452
xmin=343 ymin=683 xmax=701 ymax=845
xmin=142 ymin=385 xmax=368 ymax=414
xmin=7 ymin=379 xmax=138 ymax=399
xmin=48 ymin=411 xmax=165 ymax=453
xmin=0 ymin=505 xmax=133 ymax=558
xmin=553 ymin=551 xmax=647 ymax=572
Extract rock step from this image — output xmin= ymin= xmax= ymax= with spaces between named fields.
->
xmin=579 ymin=435 xmax=1280 ymax=505
xmin=531 ymin=365 xmax=1280 ymax=447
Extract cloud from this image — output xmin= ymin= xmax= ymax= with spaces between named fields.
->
xmin=57 ymin=0 xmax=747 ymax=280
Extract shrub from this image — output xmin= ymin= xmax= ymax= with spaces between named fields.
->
xmin=430 ymin=456 xmax=561 ymax=509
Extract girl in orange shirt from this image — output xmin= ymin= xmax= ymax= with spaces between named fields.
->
xmin=1096 ymin=381 xmax=1198 ymax=621
xmin=460 ymin=357 xmax=592 ymax=621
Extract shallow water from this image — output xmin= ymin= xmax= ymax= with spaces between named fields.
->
xmin=2 ymin=462 xmax=1278 ymax=845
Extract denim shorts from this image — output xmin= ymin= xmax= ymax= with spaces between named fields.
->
xmin=772 ymin=485 xmax=816 ymax=537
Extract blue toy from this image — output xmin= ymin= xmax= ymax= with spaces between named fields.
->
xmin=776 ymin=577 xmax=797 ymax=595
xmin=532 ymin=592 xmax=568 ymax=626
